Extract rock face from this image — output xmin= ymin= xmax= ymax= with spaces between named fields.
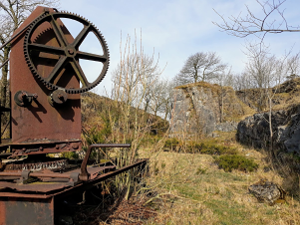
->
xmin=237 ymin=105 xmax=300 ymax=155
xmin=170 ymin=82 xmax=250 ymax=135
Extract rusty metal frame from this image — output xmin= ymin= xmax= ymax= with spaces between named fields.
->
xmin=0 ymin=6 xmax=150 ymax=224
xmin=80 ymin=143 xmax=131 ymax=180
xmin=0 ymin=157 xmax=148 ymax=224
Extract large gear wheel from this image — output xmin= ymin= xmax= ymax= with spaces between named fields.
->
xmin=24 ymin=11 xmax=109 ymax=94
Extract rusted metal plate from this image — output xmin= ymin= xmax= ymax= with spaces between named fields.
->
xmin=9 ymin=6 xmax=81 ymax=146
xmin=0 ymin=197 xmax=54 ymax=225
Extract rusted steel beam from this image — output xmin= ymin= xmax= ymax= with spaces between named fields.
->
xmin=0 ymin=192 xmax=51 ymax=199
xmin=0 ymin=139 xmax=82 ymax=157
xmin=0 ymin=21 xmax=36 ymax=51
xmin=79 ymin=143 xmax=131 ymax=181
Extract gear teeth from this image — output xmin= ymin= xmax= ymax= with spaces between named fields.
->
xmin=33 ymin=27 xmax=52 ymax=43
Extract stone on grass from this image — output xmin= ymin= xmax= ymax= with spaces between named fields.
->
xmin=249 ymin=178 xmax=285 ymax=205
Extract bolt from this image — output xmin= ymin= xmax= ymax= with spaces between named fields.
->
xmin=68 ymin=49 xmax=74 ymax=55
xmin=32 ymin=93 xmax=38 ymax=99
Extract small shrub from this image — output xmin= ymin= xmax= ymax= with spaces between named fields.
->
xmin=186 ymin=141 xmax=237 ymax=155
xmin=164 ymin=138 xmax=180 ymax=151
xmin=164 ymin=139 xmax=237 ymax=155
xmin=215 ymin=155 xmax=259 ymax=172
xmin=61 ymin=151 xmax=79 ymax=160
xmin=196 ymin=166 xmax=207 ymax=175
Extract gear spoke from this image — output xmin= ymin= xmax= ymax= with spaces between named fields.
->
xmin=28 ymin=43 xmax=65 ymax=55
xmin=70 ymin=58 xmax=89 ymax=87
xmin=49 ymin=15 xmax=68 ymax=47
xmin=46 ymin=56 xmax=68 ymax=83
xmin=72 ymin=25 xmax=91 ymax=49
xmin=77 ymin=51 xmax=107 ymax=63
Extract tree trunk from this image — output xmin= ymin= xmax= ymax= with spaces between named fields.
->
xmin=1 ymin=46 xmax=10 ymax=107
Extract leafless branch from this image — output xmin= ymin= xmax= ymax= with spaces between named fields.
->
xmin=213 ymin=0 xmax=300 ymax=42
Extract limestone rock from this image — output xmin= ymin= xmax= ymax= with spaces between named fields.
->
xmin=236 ymin=105 xmax=300 ymax=155
xmin=170 ymin=82 xmax=249 ymax=135
xmin=249 ymin=179 xmax=285 ymax=205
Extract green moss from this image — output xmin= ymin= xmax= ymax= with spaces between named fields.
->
xmin=175 ymin=81 xmax=219 ymax=90
xmin=215 ymin=155 xmax=259 ymax=172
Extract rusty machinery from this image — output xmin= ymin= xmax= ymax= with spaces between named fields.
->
xmin=0 ymin=6 xmax=147 ymax=224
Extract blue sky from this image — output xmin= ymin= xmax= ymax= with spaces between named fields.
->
xmin=58 ymin=0 xmax=300 ymax=95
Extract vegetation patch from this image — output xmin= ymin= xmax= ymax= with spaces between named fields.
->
xmin=215 ymin=154 xmax=259 ymax=172
xmin=164 ymin=138 xmax=237 ymax=155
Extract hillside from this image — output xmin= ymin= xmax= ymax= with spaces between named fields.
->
xmin=81 ymin=92 xmax=169 ymax=137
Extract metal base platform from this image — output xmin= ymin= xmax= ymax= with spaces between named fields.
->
xmin=0 ymin=158 xmax=148 ymax=225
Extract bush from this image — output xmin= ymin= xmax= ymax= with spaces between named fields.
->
xmin=61 ymin=151 xmax=79 ymax=160
xmin=164 ymin=138 xmax=181 ymax=151
xmin=187 ymin=141 xmax=237 ymax=155
xmin=163 ymin=138 xmax=237 ymax=155
xmin=215 ymin=155 xmax=259 ymax=172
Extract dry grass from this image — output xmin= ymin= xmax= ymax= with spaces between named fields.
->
xmin=139 ymin=134 xmax=300 ymax=225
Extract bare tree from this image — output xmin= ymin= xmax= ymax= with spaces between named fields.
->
xmin=232 ymin=72 xmax=256 ymax=91
xmin=286 ymin=52 xmax=300 ymax=79
xmin=174 ymin=52 xmax=227 ymax=85
xmin=214 ymin=67 xmax=234 ymax=122
xmin=145 ymin=78 xmax=174 ymax=120
xmin=0 ymin=0 xmax=59 ymax=107
xmin=213 ymin=0 xmax=300 ymax=42
xmin=244 ymin=43 xmax=279 ymax=111
xmin=110 ymin=31 xmax=167 ymax=199
xmin=244 ymin=43 xmax=289 ymax=147
xmin=112 ymin=33 xmax=164 ymax=108
xmin=245 ymin=44 xmax=278 ymax=89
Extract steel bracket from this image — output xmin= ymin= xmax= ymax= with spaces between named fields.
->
xmin=17 ymin=170 xmax=31 ymax=184
xmin=68 ymin=172 xmax=79 ymax=186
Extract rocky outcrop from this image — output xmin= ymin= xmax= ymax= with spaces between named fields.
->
xmin=249 ymin=178 xmax=285 ymax=205
xmin=236 ymin=78 xmax=300 ymax=112
xmin=170 ymin=82 xmax=251 ymax=135
xmin=237 ymin=104 xmax=300 ymax=155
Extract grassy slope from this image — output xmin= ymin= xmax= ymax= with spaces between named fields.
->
xmin=139 ymin=132 xmax=300 ymax=225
